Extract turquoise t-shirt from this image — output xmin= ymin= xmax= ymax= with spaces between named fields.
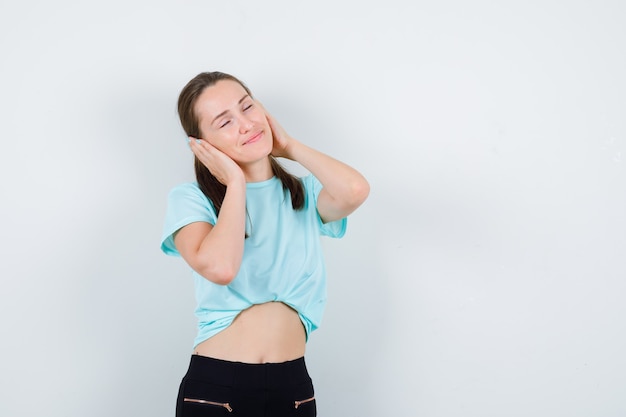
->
xmin=161 ymin=174 xmax=346 ymax=347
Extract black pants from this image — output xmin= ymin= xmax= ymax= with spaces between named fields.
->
xmin=176 ymin=355 xmax=316 ymax=416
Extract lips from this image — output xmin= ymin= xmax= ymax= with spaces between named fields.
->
xmin=243 ymin=131 xmax=263 ymax=145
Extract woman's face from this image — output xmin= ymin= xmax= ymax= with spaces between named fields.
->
xmin=194 ymin=79 xmax=272 ymax=165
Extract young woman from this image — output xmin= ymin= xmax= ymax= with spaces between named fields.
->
xmin=161 ymin=71 xmax=369 ymax=416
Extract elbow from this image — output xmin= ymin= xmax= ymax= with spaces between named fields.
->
xmin=356 ymin=178 xmax=370 ymax=204
xmin=330 ymin=178 xmax=369 ymax=218
xmin=198 ymin=263 xmax=239 ymax=286
xmin=347 ymin=177 xmax=370 ymax=209
xmin=211 ymin=272 xmax=237 ymax=286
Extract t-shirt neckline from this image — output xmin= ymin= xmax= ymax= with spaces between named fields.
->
xmin=246 ymin=176 xmax=279 ymax=189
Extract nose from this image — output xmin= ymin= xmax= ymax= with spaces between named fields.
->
xmin=238 ymin=115 xmax=254 ymax=133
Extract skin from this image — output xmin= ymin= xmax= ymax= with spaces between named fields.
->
xmin=174 ymin=80 xmax=370 ymax=363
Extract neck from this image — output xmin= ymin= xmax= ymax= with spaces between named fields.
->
xmin=240 ymin=158 xmax=273 ymax=183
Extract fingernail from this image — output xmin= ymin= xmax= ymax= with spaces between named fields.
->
xmin=195 ymin=139 xmax=202 ymax=144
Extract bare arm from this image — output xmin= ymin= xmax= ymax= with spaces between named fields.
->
xmin=266 ymin=111 xmax=370 ymax=223
xmin=174 ymin=139 xmax=246 ymax=285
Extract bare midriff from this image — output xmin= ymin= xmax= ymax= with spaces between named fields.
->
xmin=193 ymin=302 xmax=306 ymax=364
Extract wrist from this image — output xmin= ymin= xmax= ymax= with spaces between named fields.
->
xmin=225 ymin=171 xmax=246 ymax=188
xmin=282 ymin=136 xmax=301 ymax=160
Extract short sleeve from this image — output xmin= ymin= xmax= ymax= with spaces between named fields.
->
xmin=160 ymin=183 xmax=217 ymax=256
xmin=302 ymin=174 xmax=347 ymax=238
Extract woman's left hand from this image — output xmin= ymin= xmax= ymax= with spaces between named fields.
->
xmin=262 ymin=105 xmax=294 ymax=159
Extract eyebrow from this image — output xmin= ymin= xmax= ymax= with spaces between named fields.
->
xmin=210 ymin=94 xmax=250 ymax=126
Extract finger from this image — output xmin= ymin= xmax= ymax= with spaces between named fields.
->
xmin=192 ymin=141 xmax=227 ymax=169
xmin=188 ymin=138 xmax=202 ymax=155
xmin=189 ymin=139 xmax=213 ymax=162
xmin=194 ymin=137 xmax=218 ymax=149
xmin=189 ymin=138 xmax=213 ymax=156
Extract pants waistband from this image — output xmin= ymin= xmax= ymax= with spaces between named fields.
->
xmin=184 ymin=355 xmax=311 ymax=389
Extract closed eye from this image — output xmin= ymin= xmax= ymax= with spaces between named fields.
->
xmin=219 ymin=120 xmax=231 ymax=128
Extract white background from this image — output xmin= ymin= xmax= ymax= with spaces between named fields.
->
xmin=1 ymin=1 xmax=625 ymax=416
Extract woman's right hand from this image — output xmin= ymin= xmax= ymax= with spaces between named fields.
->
xmin=178 ymin=137 xmax=247 ymax=285
xmin=189 ymin=138 xmax=244 ymax=186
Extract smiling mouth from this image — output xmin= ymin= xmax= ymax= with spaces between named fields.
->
xmin=243 ymin=131 xmax=263 ymax=145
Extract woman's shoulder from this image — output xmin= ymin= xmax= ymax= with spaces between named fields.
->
xmin=168 ymin=181 xmax=203 ymax=199
xmin=166 ymin=181 xmax=215 ymax=211
xmin=299 ymin=174 xmax=323 ymax=195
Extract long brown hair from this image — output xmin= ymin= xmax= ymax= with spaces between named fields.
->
xmin=177 ymin=72 xmax=304 ymax=215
